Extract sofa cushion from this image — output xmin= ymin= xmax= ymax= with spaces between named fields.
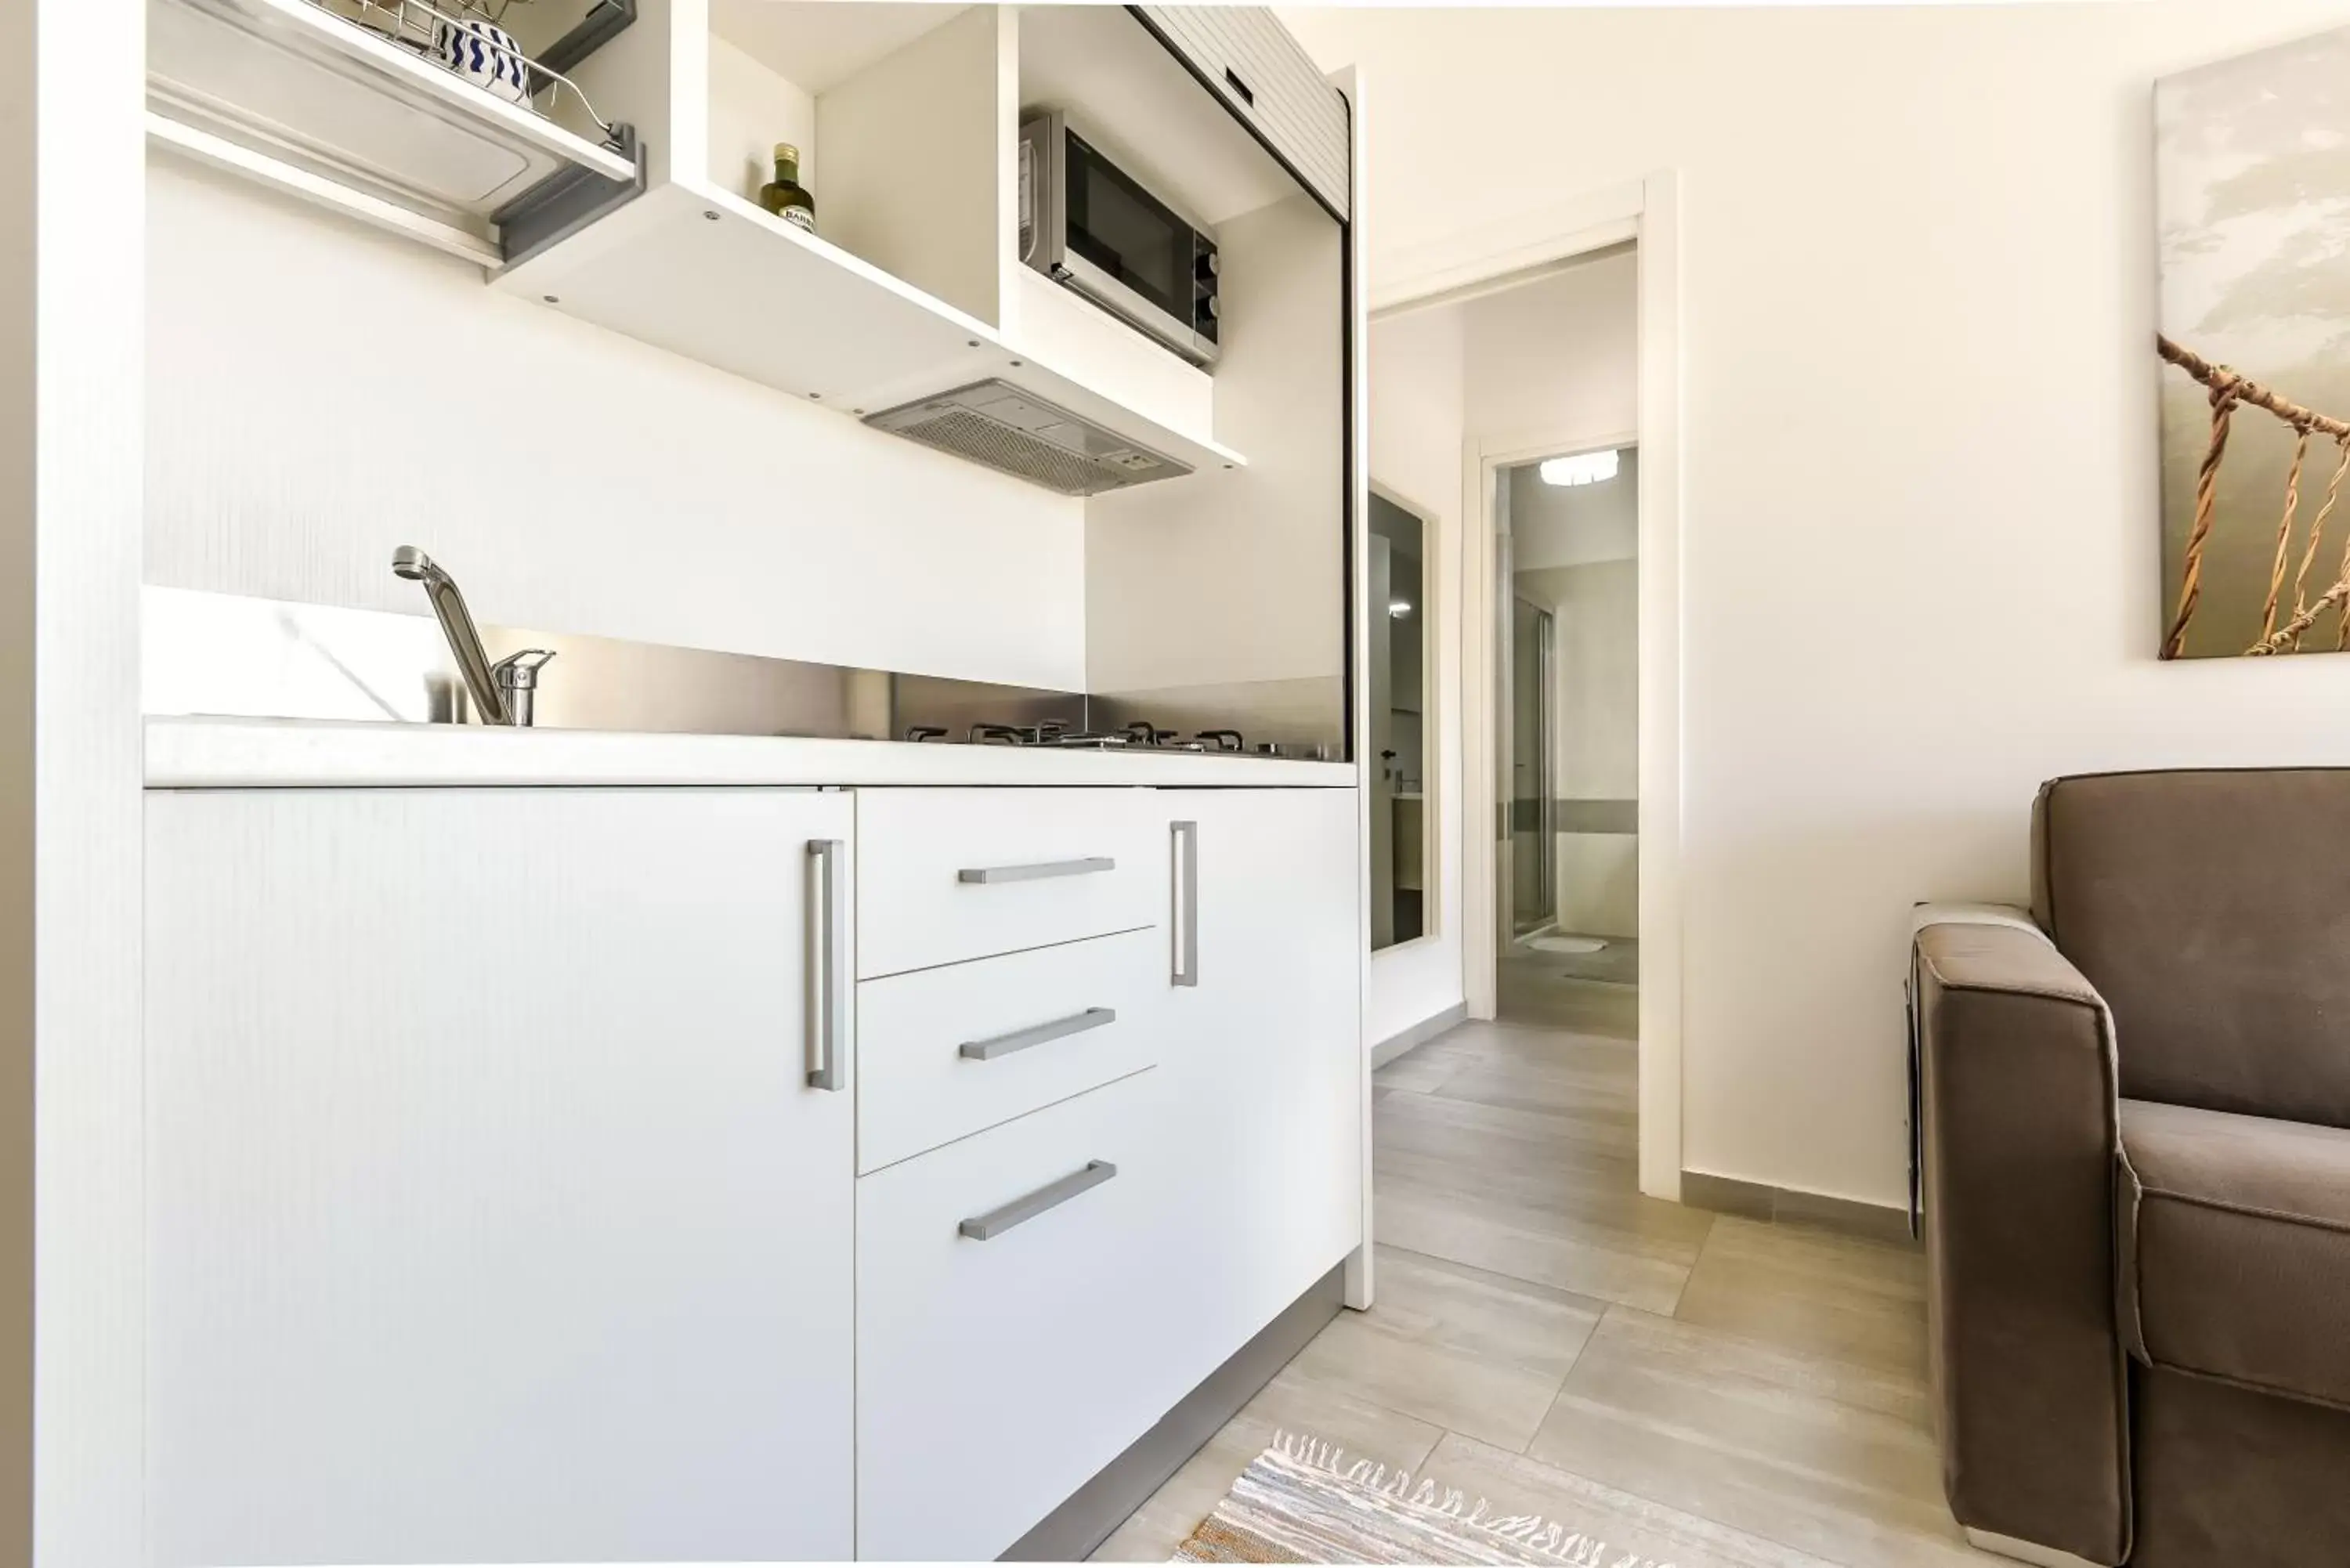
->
xmin=2034 ymin=770 xmax=2350 ymax=1128
xmin=2119 ymin=1099 xmax=2350 ymax=1409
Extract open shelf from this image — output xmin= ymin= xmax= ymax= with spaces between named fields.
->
xmin=146 ymin=0 xmax=641 ymax=267
xmin=710 ymin=1 xmax=968 ymax=97
xmin=494 ymin=179 xmax=1246 ymax=483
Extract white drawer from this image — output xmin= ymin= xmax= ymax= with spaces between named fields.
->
xmin=857 ymin=927 xmax=1164 ymax=1174
xmin=855 ymin=788 xmax=1162 ymax=977
xmin=856 ymin=1071 xmax=1184 ymax=1561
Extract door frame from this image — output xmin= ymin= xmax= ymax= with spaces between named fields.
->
xmin=1375 ymin=172 xmax=1684 ymax=1202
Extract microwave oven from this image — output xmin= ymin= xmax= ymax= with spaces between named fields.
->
xmin=1018 ymin=110 xmax=1222 ymax=368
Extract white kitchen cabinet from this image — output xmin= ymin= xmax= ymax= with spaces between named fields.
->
xmin=855 ymin=1068 xmax=1188 ymax=1562
xmin=144 ymin=786 xmax=856 ymax=1566
xmin=1156 ymin=787 xmax=1363 ymax=1381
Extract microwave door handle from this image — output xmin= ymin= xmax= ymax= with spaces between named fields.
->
xmin=1024 ymin=115 xmax=1068 ymax=274
xmin=1018 ymin=139 xmax=1039 ymax=265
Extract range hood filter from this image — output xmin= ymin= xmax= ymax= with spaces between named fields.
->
xmin=862 ymin=380 xmax=1193 ymax=497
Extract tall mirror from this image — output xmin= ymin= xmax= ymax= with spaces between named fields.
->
xmin=1370 ymin=492 xmax=1434 ymax=950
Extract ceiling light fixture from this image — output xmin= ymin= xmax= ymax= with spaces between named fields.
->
xmin=1539 ymin=449 xmax=1621 ymax=487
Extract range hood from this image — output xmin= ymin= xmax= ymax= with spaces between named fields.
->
xmin=863 ymin=380 xmax=1194 ymax=497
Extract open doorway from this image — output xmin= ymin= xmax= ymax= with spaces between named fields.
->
xmin=1360 ymin=174 xmax=1679 ymax=1201
xmin=1495 ymin=443 xmax=1639 ymax=1032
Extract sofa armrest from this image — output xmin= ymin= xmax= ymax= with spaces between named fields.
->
xmin=1917 ymin=916 xmax=2131 ymax=1566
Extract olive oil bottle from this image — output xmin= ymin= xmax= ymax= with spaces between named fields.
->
xmin=758 ymin=143 xmax=815 ymax=234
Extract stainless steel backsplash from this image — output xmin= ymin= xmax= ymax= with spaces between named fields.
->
xmin=144 ymin=586 xmax=1339 ymax=754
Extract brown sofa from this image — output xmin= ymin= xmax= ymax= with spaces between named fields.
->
xmin=1914 ymin=770 xmax=2350 ymax=1568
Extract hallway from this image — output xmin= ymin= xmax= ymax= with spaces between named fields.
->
xmin=1099 ymin=974 xmax=1989 ymax=1566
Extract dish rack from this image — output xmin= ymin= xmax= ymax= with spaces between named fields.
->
xmin=316 ymin=0 xmax=620 ymax=139
xmin=146 ymin=0 xmax=647 ymax=271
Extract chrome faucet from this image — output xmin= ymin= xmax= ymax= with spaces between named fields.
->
xmin=390 ymin=547 xmax=555 ymax=727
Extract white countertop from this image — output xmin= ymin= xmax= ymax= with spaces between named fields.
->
xmin=146 ymin=717 xmax=1361 ymax=790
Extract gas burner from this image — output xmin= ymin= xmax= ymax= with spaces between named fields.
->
xmin=966 ymin=722 xmax=1068 ymax=745
xmin=908 ymin=717 xmax=1260 ymax=753
xmin=1045 ymin=730 xmax=1212 ymax=753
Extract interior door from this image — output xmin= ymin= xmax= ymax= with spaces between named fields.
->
xmin=145 ymin=786 xmax=856 ymax=1566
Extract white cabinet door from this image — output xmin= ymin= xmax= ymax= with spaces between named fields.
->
xmin=1158 ymin=788 xmax=1363 ymax=1383
xmin=145 ymin=787 xmax=856 ymax=1566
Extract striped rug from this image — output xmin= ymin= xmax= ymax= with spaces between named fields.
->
xmin=1173 ymin=1433 xmax=1672 ymax=1566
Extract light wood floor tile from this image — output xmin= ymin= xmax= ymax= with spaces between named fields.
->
xmin=1372 ymin=1042 xmax=1477 ymax=1093
xmin=1375 ymin=1089 xmax=1646 ymax=1194
xmin=1418 ymin=1433 xmax=1843 ymax=1568
xmin=1286 ymin=1245 xmax=1605 ymax=1451
xmin=1374 ymin=1181 xmax=1698 ymax=1316
xmin=1497 ymin=957 xmax=1640 ymax=1035
xmin=1673 ymin=1216 xmax=1928 ymax=1380
xmin=1373 ymin=1086 xmax=1712 ymax=1313
xmin=1526 ymin=1309 xmax=1983 ymax=1566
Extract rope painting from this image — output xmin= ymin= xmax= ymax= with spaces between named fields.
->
xmin=2160 ymin=336 xmax=2350 ymax=660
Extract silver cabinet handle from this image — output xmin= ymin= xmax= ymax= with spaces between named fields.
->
xmin=958 ymin=1160 xmax=1118 ymax=1241
xmin=957 ymin=856 xmax=1115 ymax=884
xmin=960 ymin=1006 xmax=1116 ymax=1062
xmin=1171 ymin=821 xmax=1198 ymax=988
xmin=806 ymin=839 xmax=847 ymax=1091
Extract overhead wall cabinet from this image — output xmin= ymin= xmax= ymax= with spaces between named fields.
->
xmin=496 ymin=1 xmax=1268 ymax=481
xmin=140 ymin=0 xmax=1350 ymax=481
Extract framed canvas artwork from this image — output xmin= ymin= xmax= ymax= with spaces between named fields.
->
xmin=2157 ymin=26 xmax=2350 ymax=659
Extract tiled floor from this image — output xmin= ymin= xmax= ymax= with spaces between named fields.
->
xmin=1095 ymin=958 xmax=1993 ymax=1566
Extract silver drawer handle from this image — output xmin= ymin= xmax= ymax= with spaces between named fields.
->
xmin=960 ymin=1006 xmax=1117 ymax=1062
xmin=958 ymin=1160 xmax=1118 ymax=1241
xmin=957 ymin=856 xmax=1115 ymax=885
xmin=1171 ymin=821 xmax=1198 ymax=988
xmin=806 ymin=839 xmax=847 ymax=1091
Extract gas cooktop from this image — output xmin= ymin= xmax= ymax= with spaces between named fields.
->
xmin=904 ymin=721 xmax=1302 ymax=757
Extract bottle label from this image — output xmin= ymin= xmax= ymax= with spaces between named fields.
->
xmin=783 ymin=206 xmax=815 ymax=235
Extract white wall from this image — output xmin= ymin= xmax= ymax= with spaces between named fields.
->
xmin=1463 ymin=252 xmax=1638 ymax=446
xmin=1365 ymin=304 xmax=1466 ymax=1046
xmin=1513 ymin=449 xmax=1640 ymax=570
xmin=145 ymin=157 xmax=1087 ymax=691
xmin=1289 ymin=1 xmax=2350 ymax=1208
